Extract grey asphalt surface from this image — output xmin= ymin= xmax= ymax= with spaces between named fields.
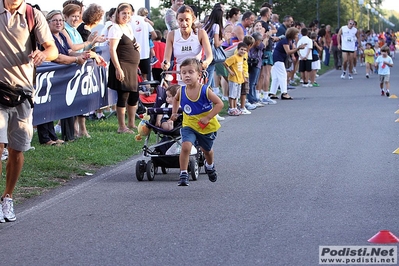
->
xmin=1 ymin=63 xmax=399 ymax=266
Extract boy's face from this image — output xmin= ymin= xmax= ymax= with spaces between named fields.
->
xmin=238 ymin=47 xmax=247 ymax=56
xmin=381 ymin=51 xmax=388 ymax=57
xmin=180 ymin=64 xmax=200 ymax=85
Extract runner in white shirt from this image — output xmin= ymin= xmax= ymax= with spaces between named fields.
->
xmin=337 ymin=19 xmax=361 ymax=80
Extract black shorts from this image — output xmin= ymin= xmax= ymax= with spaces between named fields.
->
xmin=341 ymin=50 xmax=355 ymax=53
xmin=299 ymin=60 xmax=312 ymax=72
xmin=139 ymin=58 xmax=151 ymax=76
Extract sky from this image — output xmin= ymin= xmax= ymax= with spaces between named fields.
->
xmin=380 ymin=0 xmax=398 ymax=12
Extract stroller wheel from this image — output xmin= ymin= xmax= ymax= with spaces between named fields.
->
xmin=189 ymin=156 xmax=199 ymax=181
xmin=135 ymin=160 xmax=146 ymax=181
xmin=146 ymin=160 xmax=156 ymax=181
xmin=161 ymin=166 xmax=169 ymax=174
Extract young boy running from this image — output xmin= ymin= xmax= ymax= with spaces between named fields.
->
xmin=375 ymin=45 xmax=394 ymax=97
xmin=170 ymin=58 xmax=224 ymax=186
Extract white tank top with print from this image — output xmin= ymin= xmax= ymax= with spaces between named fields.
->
xmin=173 ymin=29 xmax=202 ymax=65
xmin=341 ymin=26 xmax=357 ymax=51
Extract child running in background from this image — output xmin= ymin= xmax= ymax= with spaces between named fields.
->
xmin=224 ymin=42 xmax=249 ymax=116
xmin=375 ymin=45 xmax=394 ymax=97
xmin=389 ymin=42 xmax=396 ymax=59
xmin=364 ymin=42 xmax=375 ymax=78
xmin=170 ymin=58 xmax=224 ymax=186
xmin=155 ymin=85 xmax=180 ymax=131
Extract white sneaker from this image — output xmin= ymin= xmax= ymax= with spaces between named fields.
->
xmin=353 ymin=68 xmax=357 ymax=74
xmin=54 ymin=124 xmax=61 ymax=134
xmin=216 ymin=114 xmax=225 ymax=121
xmin=0 ymin=204 xmax=5 ymax=223
xmin=255 ymin=101 xmax=265 ymax=107
xmin=261 ymin=97 xmax=277 ymax=104
xmin=239 ymin=108 xmax=251 ymax=115
xmin=341 ymin=72 xmax=346 ymax=79
xmin=1 ymin=147 xmax=8 ymax=161
xmin=221 ymin=96 xmax=229 ymax=101
xmin=244 ymin=102 xmax=257 ymax=110
xmin=348 ymin=74 xmax=353 ymax=80
xmin=2 ymin=195 xmax=16 ymax=222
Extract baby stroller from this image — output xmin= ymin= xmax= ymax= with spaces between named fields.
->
xmin=135 ymin=72 xmax=205 ymax=181
xmin=136 ymin=69 xmax=161 ymax=117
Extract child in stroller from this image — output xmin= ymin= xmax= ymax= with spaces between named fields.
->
xmin=155 ymin=85 xmax=179 ymax=131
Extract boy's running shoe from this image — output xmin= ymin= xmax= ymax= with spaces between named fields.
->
xmin=386 ymin=91 xmax=390 ymax=97
xmin=381 ymin=90 xmax=385 ymax=96
xmin=205 ymin=165 xmax=218 ymax=182
xmin=178 ymin=173 xmax=189 ymax=186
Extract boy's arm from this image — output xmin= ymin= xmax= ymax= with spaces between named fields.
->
xmin=386 ymin=58 xmax=394 ymax=68
xmin=243 ymin=54 xmax=249 ymax=79
xmin=199 ymin=89 xmax=224 ymax=125
xmin=223 ymin=61 xmax=235 ymax=76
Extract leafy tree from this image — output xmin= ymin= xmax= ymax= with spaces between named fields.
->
xmin=153 ymin=0 xmax=397 ymax=32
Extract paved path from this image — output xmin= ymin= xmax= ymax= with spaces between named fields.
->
xmin=1 ymin=62 xmax=399 ymax=266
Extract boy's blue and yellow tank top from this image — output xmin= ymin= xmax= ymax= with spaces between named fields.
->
xmin=180 ymin=85 xmax=221 ymax=134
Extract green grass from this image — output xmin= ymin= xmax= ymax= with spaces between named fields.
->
xmin=0 ymin=113 xmax=153 ymax=202
xmin=0 ymin=60 xmax=333 ymax=203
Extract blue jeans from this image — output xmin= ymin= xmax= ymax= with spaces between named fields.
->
xmin=324 ymin=47 xmax=330 ymax=66
xmin=205 ymin=63 xmax=216 ymax=88
xmin=248 ymin=67 xmax=260 ymax=104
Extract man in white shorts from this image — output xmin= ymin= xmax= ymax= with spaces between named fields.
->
xmin=337 ymin=19 xmax=361 ymax=80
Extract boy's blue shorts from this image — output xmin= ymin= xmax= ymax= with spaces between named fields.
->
xmin=180 ymin=126 xmax=217 ymax=152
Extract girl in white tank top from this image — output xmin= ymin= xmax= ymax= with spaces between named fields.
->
xmin=173 ymin=29 xmax=203 ymax=84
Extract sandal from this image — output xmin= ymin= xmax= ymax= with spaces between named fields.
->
xmin=117 ymin=127 xmax=134 ymax=134
xmin=268 ymin=94 xmax=278 ymax=99
xmin=281 ymin=93 xmax=293 ymax=100
xmin=128 ymin=125 xmax=138 ymax=130
xmin=43 ymin=140 xmax=59 ymax=146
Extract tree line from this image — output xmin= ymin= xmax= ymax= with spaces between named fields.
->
xmin=149 ymin=0 xmax=398 ymax=33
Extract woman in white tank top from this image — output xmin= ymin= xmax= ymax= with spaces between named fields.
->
xmin=161 ymin=5 xmax=213 ymax=85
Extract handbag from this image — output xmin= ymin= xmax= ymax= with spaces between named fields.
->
xmin=211 ymin=40 xmax=226 ymax=64
xmin=209 ymin=27 xmax=226 ymax=64
xmin=0 ymin=81 xmax=34 ymax=108
xmin=284 ymin=55 xmax=293 ymax=69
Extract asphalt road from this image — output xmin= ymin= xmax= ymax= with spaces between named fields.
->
xmin=1 ymin=63 xmax=398 ymax=266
